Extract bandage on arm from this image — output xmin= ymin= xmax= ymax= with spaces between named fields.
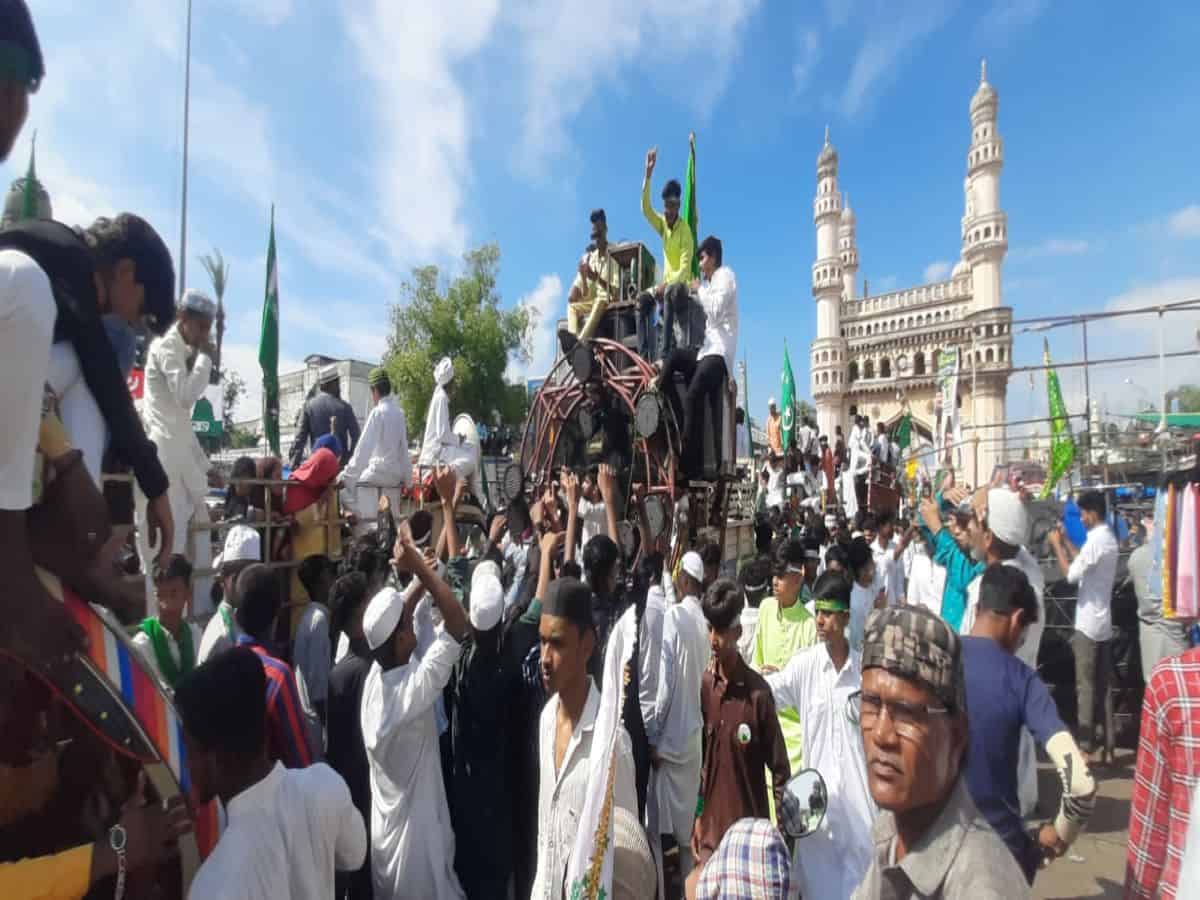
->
xmin=1046 ymin=730 xmax=1096 ymax=845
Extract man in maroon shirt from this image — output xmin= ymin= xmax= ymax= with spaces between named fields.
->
xmin=691 ymin=578 xmax=790 ymax=868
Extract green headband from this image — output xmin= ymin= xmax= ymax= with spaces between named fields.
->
xmin=813 ymin=597 xmax=849 ymax=613
xmin=0 ymin=41 xmax=42 ymax=92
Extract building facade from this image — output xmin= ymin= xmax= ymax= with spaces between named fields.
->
xmin=811 ymin=61 xmax=1013 ymax=486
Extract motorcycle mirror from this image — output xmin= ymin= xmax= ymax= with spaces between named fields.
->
xmin=780 ymin=767 xmax=828 ymax=839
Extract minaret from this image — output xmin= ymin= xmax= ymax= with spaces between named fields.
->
xmin=961 ymin=60 xmax=1011 ymax=485
xmin=839 ymin=192 xmax=859 ymax=301
xmin=1 ymin=132 xmax=52 ymax=227
xmin=811 ymin=126 xmax=848 ymax=437
xmin=962 ymin=59 xmax=1006 ymax=309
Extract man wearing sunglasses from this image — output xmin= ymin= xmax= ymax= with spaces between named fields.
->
xmin=851 ymin=606 xmax=1028 ymax=899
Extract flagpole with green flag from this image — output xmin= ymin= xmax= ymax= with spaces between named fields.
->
xmin=780 ymin=341 xmax=796 ymax=450
xmin=680 ymin=132 xmax=700 ymax=279
xmin=1039 ymin=338 xmax=1076 ymax=499
xmin=259 ymin=206 xmax=280 ymax=456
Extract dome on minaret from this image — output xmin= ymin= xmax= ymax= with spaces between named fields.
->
xmin=840 ymin=193 xmax=855 ymax=225
xmin=1 ymin=135 xmax=51 ymax=228
xmin=952 ymin=258 xmax=970 ymax=279
xmin=970 ymin=59 xmax=998 ymax=118
xmin=817 ymin=125 xmax=838 ymax=168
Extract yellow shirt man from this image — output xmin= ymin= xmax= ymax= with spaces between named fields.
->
xmin=641 ymin=179 xmax=693 ymax=288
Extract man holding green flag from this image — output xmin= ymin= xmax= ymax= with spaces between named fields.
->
xmin=638 ymin=136 xmax=698 ymax=360
xmin=780 ymin=341 xmax=796 ymax=451
xmin=1039 ymin=339 xmax=1076 ymax=499
xmin=259 ymin=207 xmax=280 ymax=456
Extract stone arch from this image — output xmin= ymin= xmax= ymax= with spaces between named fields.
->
xmin=914 ymin=351 xmax=926 ymax=375
xmin=880 ymin=358 xmax=892 ymax=379
xmin=848 ymin=361 xmax=859 ymax=382
xmin=863 ymin=359 xmax=875 ymax=379
xmin=986 ymin=347 xmax=995 ymax=363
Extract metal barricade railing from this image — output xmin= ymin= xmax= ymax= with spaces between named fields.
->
xmin=101 ymin=472 xmax=344 ymax=582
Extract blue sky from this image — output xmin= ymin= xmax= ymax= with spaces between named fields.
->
xmin=16 ymin=0 xmax=1200 ymax=437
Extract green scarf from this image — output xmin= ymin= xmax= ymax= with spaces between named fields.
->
xmin=140 ymin=617 xmax=195 ymax=688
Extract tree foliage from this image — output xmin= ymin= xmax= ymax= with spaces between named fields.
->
xmin=220 ymin=369 xmax=258 ymax=449
xmin=383 ymin=244 xmax=534 ymax=434
xmin=1174 ymin=384 xmax=1200 ymax=413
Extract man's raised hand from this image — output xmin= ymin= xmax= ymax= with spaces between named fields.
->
xmin=645 ymin=146 xmax=657 ymax=179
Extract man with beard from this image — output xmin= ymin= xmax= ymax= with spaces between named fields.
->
xmin=851 ymin=606 xmax=1027 ymax=899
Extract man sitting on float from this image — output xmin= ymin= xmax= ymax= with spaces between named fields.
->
xmin=560 ymin=208 xmax=622 ymax=352
xmin=656 ymin=235 xmax=738 ymax=481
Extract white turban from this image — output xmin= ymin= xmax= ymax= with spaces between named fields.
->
xmin=434 ymin=356 xmax=455 ymax=388
xmin=363 ymin=586 xmax=404 ymax=651
xmin=469 ymin=561 xmax=504 ymax=632
xmin=987 ymin=488 xmax=1029 ymax=548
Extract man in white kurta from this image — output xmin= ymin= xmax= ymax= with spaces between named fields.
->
xmin=765 ymin=573 xmax=876 ymax=900
xmin=136 ymin=289 xmax=215 ymax=616
xmin=360 ymin=554 xmax=467 ymax=900
xmin=649 ymin=566 xmax=710 ymax=881
xmin=419 ymin=356 xmax=482 ymax=499
xmin=343 ymin=367 xmax=412 ymax=536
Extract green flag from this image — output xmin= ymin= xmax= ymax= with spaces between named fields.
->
xmin=893 ymin=412 xmax=912 ymax=451
xmin=259 ymin=207 xmax=280 ymax=456
xmin=680 ymin=133 xmax=700 ymax=279
xmin=780 ymin=341 xmax=796 ymax=450
xmin=1039 ymin=339 xmax=1075 ymax=499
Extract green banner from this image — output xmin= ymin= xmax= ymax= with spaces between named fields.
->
xmin=780 ymin=341 xmax=796 ymax=450
xmin=259 ymin=207 xmax=280 ymax=456
xmin=1039 ymin=339 xmax=1076 ymax=499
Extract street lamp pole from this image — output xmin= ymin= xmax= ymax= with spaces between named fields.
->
xmin=178 ymin=0 xmax=193 ymax=294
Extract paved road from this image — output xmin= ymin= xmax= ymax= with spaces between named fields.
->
xmin=1032 ymin=750 xmax=1133 ymax=899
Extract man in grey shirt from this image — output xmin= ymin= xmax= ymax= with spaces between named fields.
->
xmin=1128 ymin=517 xmax=1188 ymax=678
xmin=851 ymin=606 xmax=1029 ymax=899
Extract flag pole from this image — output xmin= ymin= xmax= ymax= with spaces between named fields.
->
xmin=178 ymin=0 xmax=194 ymax=293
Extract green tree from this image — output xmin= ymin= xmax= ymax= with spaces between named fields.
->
xmin=199 ymin=249 xmax=230 ymax=383
xmin=1174 ymin=384 xmax=1200 ymax=413
xmin=384 ymin=244 xmax=533 ymax=434
xmin=219 ymin=369 xmax=259 ymax=450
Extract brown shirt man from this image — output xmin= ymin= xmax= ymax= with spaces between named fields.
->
xmin=692 ymin=654 xmax=791 ymax=864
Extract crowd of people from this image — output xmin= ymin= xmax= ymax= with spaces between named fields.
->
xmin=4 ymin=2 xmax=1200 ymax=899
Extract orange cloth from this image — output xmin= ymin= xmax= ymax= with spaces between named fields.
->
xmin=766 ymin=414 xmax=783 ymax=453
xmin=0 ymin=844 xmax=92 ymax=900
xmin=283 ymin=447 xmax=340 ymax=515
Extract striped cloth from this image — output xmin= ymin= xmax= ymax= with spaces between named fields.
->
xmin=1126 ymin=648 xmax=1200 ymax=899
xmin=696 ymin=818 xmax=791 ymax=900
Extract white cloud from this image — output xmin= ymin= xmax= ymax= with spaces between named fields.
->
xmin=509 ymin=0 xmax=760 ymax=174
xmin=224 ymin=0 xmax=294 ymax=27
xmin=840 ymin=1 xmax=954 ymax=118
xmin=1167 ymin=205 xmax=1200 ymax=239
xmin=1012 ymin=238 xmax=1090 ymax=260
xmin=923 ymin=260 xmax=953 ymax=282
xmin=823 ymin=0 xmax=857 ymax=28
xmin=980 ymin=0 xmax=1050 ymax=34
xmin=793 ymin=28 xmax=822 ymax=95
xmin=344 ymin=1 xmax=500 ymax=265
xmin=219 ymin=342 xmax=305 ymax=425
xmin=507 ymin=274 xmax=564 ymax=381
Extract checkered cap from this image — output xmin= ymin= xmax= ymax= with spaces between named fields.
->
xmin=861 ymin=606 xmax=966 ymax=714
xmin=696 ymin=818 xmax=791 ymax=900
